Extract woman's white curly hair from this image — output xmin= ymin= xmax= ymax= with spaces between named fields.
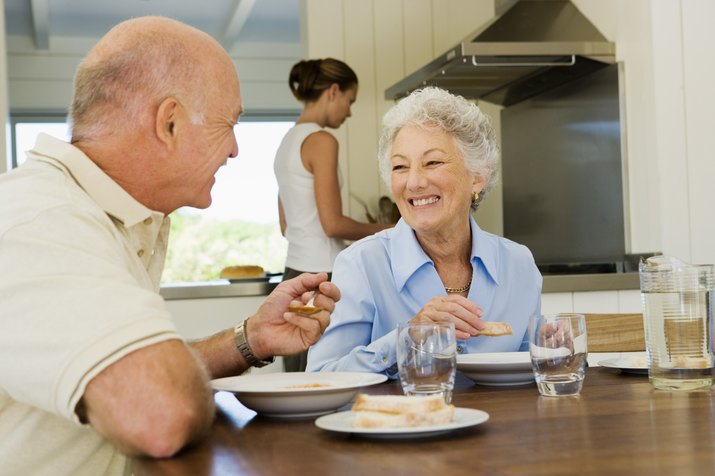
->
xmin=377 ymin=87 xmax=500 ymax=208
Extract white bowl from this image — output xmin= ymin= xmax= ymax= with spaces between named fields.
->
xmin=211 ymin=371 xmax=387 ymax=419
xmin=457 ymin=352 xmax=535 ymax=386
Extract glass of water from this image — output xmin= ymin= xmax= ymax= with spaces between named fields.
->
xmin=396 ymin=322 xmax=457 ymax=403
xmin=528 ymin=313 xmax=588 ymax=397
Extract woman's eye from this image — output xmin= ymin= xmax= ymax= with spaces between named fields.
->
xmin=426 ymin=160 xmax=443 ymax=167
xmin=391 ymin=164 xmax=406 ymax=172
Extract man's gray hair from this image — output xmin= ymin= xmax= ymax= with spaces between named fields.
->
xmin=69 ymin=21 xmax=207 ymax=141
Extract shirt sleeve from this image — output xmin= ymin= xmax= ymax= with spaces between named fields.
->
xmin=306 ymin=250 xmax=399 ymax=377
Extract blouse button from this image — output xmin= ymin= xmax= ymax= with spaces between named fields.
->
xmin=143 ymin=217 xmax=153 ymax=225
xmin=137 ymin=249 xmax=145 ymax=258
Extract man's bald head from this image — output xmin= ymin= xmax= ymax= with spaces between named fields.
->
xmin=69 ymin=16 xmax=236 ymax=142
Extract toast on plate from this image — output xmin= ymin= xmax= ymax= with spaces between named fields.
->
xmin=351 ymin=394 xmax=454 ymax=428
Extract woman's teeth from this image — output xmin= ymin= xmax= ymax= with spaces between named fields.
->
xmin=412 ymin=197 xmax=439 ymax=206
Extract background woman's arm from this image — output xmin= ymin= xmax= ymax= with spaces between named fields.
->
xmin=278 ymin=195 xmax=287 ymax=236
xmin=303 ymin=131 xmax=391 ymax=240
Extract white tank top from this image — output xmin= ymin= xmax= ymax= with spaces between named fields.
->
xmin=274 ymin=123 xmax=345 ymax=272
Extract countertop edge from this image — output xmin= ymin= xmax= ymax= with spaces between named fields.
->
xmin=160 ymin=280 xmax=279 ymax=300
xmin=542 ymin=272 xmax=639 ymax=293
xmin=160 ymin=273 xmax=640 ymax=301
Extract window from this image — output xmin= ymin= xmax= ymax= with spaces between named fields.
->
xmin=163 ymin=120 xmax=293 ymax=283
xmin=12 ymin=115 xmax=71 ymax=168
xmin=10 ymin=115 xmax=294 ymax=283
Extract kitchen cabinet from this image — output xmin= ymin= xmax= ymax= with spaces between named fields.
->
xmin=165 ymin=294 xmax=284 ymax=374
xmin=542 ymin=289 xmax=641 ymax=315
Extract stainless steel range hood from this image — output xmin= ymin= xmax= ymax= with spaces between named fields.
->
xmin=385 ymin=0 xmax=616 ymax=106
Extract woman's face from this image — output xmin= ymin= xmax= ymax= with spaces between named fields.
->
xmin=390 ymin=124 xmax=485 ymax=236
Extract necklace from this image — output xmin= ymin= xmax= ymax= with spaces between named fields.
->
xmin=445 ymin=278 xmax=472 ymax=294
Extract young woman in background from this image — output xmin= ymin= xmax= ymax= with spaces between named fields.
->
xmin=274 ymin=58 xmax=392 ymax=371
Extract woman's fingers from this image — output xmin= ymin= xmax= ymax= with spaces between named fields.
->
xmin=412 ymin=296 xmax=485 ymax=338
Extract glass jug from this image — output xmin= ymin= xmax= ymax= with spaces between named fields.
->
xmin=639 ymin=255 xmax=714 ymax=390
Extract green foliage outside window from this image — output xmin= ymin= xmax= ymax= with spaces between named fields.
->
xmin=162 ymin=212 xmax=287 ymax=283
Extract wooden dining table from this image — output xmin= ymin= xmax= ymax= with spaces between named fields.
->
xmin=131 ymin=367 xmax=715 ymax=476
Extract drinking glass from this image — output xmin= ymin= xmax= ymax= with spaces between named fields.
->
xmin=639 ymin=256 xmax=714 ymax=390
xmin=528 ymin=313 xmax=588 ymax=397
xmin=396 ymin=322 xmax=457 ymax=403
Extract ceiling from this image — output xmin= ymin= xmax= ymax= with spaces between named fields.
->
xmin=3 ymin=0 xmax=301 ymax=51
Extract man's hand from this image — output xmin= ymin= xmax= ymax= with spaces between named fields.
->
xmin=246 ymin=272 xmax=340 ymax=359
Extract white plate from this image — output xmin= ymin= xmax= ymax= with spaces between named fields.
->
xmin=315 ymin=407 xmax=489 ymax=439
xmin=211 ymin=372 xmax=387 ymax=419
xmin=456 ymin=352 xmax=535 ymax=386
xmin=598 ymin=355 xmax=649 ymax=375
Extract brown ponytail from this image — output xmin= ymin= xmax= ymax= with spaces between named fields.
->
xmin=288 ymin=58 xmax=358 ymax=103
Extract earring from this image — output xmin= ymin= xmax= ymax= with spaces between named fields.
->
xmin=471 ymin=192 xmax=480 ymax=209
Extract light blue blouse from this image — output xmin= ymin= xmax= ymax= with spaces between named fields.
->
xmin=306 ymin=215 xmax=542 ymax=378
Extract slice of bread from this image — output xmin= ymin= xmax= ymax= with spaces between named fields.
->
xmin=353 ymin=405 xmax=455 ymax=429
xmin=351 ymin=394 xmax=454 ymax=428
xmin=352 ymin=394 xmax=447 ymax=414
xmin=220 ymin=265 xmax=265 ymax=279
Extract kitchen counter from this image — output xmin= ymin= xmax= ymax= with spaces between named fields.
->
xmin=160 ymin=278 xmax=280 ymax=300
xmin=160 ymin=272 xmax=639 ymax=300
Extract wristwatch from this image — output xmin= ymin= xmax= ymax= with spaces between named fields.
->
xmin=234 ymin=318 xmax=275 ymax=368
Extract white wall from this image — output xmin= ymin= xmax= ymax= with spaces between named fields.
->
xmin=166 ymin=295 xmax=284 ymax=373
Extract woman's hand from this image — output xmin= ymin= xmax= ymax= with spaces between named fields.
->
xmin=410 ymin=295 xmax=486 ymax=340
xmin=539 ymin=319 xmax=575 ymax=353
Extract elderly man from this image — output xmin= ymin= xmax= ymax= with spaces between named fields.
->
xmin=0 ymin=16 xmax=339 ymax=475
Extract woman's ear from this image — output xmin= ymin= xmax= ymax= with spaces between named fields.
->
xmin=472 ymin=173 xmax=487 ymax=195
xmin=156 ymin=97 xmax=180 ymax=148
xmin=327 ymin=83 xmax=340 ymax=100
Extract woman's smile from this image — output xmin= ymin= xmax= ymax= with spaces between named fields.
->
xmin=410 ymin=195 xmax=440 ymax=207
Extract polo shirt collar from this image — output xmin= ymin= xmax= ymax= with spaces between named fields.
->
xmin=28 ymin=133 xmax=158 ymax=227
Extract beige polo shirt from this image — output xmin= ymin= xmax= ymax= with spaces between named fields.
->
xmin=0 ymin=134 xmax=181 ymax=476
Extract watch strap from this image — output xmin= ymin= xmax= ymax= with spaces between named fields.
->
xmin=234 ymin=318 xmax=275 ymax=368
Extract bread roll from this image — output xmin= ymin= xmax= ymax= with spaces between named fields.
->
xmin=351 ymin=394 xmax=454 ymax=428
xmin=220 ymin=265 xmax=265 ymax=279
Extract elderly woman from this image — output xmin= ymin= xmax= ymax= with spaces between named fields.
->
xmin=306 ymin=87 xmax=542 ymax=376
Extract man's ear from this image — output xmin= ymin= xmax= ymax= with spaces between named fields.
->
xmin=156 ymin=97 xmax=180 ymax=148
